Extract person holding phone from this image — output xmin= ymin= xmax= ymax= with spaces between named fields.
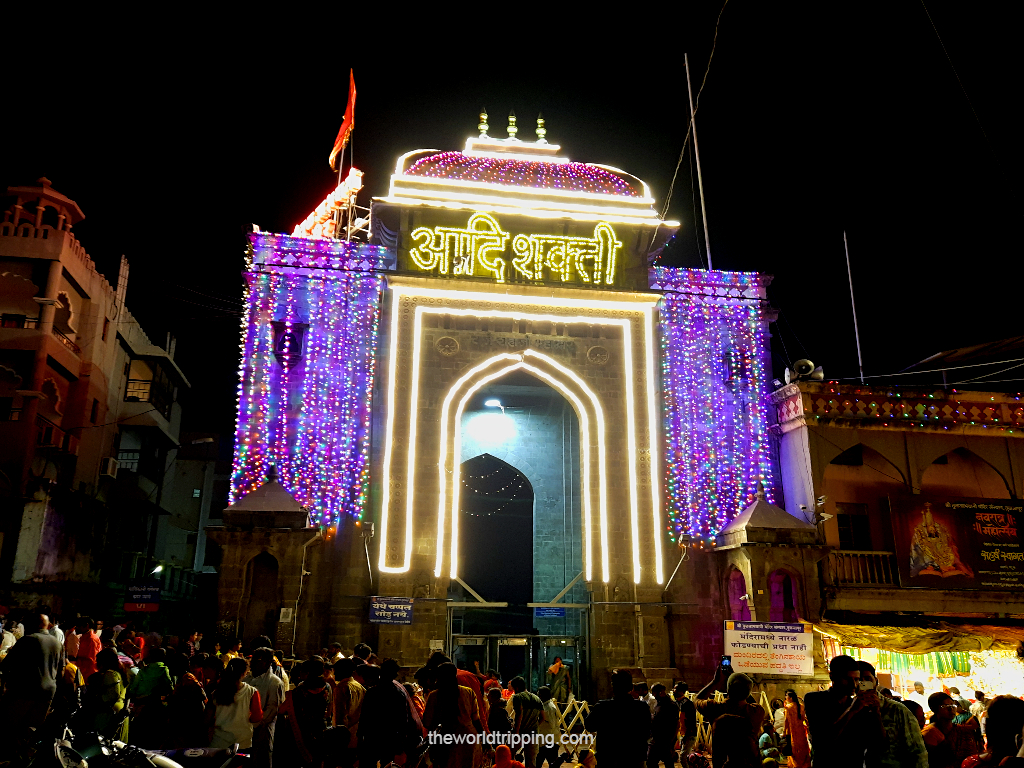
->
xmin=693 ymin=659 xmax=765 ymax=764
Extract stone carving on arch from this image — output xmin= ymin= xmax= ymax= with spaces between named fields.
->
xmin=433 ymin=350 xmax=611 ymax=583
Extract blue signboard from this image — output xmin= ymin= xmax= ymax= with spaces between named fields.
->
xmin=369 ymin=596 xmax=414 ymax=625
xmin=534 ymin=607 xmax=566 ymax=618
xmin=125 ymin=581 xmax=162 ymax=612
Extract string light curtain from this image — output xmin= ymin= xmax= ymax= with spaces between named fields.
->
xmin=231 ymin=234 xmax=390 ymax=526
xmin=652 ymin=267 xmax=775 ymax=542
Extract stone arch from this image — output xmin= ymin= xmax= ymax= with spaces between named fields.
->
xmin=433 ymin=350 xmax=612 ymax=582
xmin=821 ymin=444 xmax=907 ymax=550
xmin=767 ymin=567 xmax=802 ymax=623
xmin=242 ymin=551 xmax=280 ymax=644
xmin=920 ymin=447 xmax=1011 ymax=499
xmin=725 ymin=567 xmax=751 ymax=621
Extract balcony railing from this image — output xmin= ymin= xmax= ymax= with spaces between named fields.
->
xmin=51 ymin=326 xmax=80 ymax=354
xmin=825 ymin=550 xmax=898 ymax=587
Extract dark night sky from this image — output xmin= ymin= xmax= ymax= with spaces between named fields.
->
xmin=2 ymin=4 xmax=1018 ymax=435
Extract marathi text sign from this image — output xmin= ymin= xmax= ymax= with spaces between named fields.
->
xmin=891 ymin=495 xmax=1023 ymax=591
xmin=723 ymin=621 xmax=814 ymax=676
xmin=369 ymin=596 xmax=414 ymax=625
xmin=125 ymin=581 xmax=161 ymax=613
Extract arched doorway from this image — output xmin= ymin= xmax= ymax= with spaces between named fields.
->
xmin=457 ymin=453 xmax=534 ymax=634
xmin=821 ymin=444 xmax=907 ymax=550
xmin=243 ymin=552 xmax=279 ymax=644
xmin=768 ymin=569 xmax=800 ymax=623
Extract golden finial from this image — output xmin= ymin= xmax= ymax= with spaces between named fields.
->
xmin=536 ymin=113 xmax=547 ymax=143
xmin=507 ymin=110 xmax=518 ymax=140
xmin=478 ymin=108 xmax=489 ymax=138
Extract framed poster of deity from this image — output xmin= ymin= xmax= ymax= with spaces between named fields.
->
xmin=890 ymin=495 xmax=1023 ymax=590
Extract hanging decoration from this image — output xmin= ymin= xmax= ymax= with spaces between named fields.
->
xmin=652 ymin=267 xmax=776 ymax=542
xmin=230 ymin=233 xmax=391 ymax=526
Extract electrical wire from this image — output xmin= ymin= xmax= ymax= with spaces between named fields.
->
xmin=660 ymin=0 xmax=730 ymax=219
xmin=919 ymin=0 xmax=1016 ymax=202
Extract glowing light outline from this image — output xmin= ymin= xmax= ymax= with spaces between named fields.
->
xmin=378 ymin=284 xmax=661 ymax=584
xmin=379 ymin=196 xmax=679 ymax=227
xmin=434 ymin=350 xmax=609 ymax=582
xmin=446 ymin=360 xmax=602 ymax=582
xmin=390 ymin=173 xmax=654 ymax=206
xmin=644 ymin=306 xmax=664 ymax=583
xmin=378 ymin=292 xmax=413 ymax=573
xmin=434 ymin=354 xmax=523 ymax=576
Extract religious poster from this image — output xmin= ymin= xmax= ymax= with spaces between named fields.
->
xmin=890 ymin=495 xmax=1023 ymax=591
xmin=369 ymin=596 xmax=414 ymax=625
xmin=723 ymin=621 xmax=814 ymax=676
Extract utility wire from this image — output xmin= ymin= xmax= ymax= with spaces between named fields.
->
xmin=919 ymin=0 xmax=1016 ymax=202
xmin=660 ymin=0 xmax=730 ymax=219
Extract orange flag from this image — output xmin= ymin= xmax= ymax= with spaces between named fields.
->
xmin=329 ymin=70 xmax=357 ymax=171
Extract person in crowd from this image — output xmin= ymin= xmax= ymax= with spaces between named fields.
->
xmin=166 ymin=651 xmax=208 ymax=747
xmin=75 ymin=617 xmax=101 ymax=681
xmin=488 ymin=685 xmax=512 ymax=735
xmin=288 ymin=657 xmax=333 ymax=764
xmin=48 ymin=615 xmax=66 ymax=645
xmin=332 ymin=656 xmax=366 ymax=766
xmin=856 ymin=661 xmax=926 ymax=768
xmin=904 ymin=699 xmax=926 ymax=729
xmin=404 ymin=681 xmax=425 ymax=717
xmin=804 ymin=655 xmax=867 ymax=767
xmin=1 ymin=618 xmax=16 ymax=659
xmin=781 ymin=688 xmax=810 ymax=768
xmin=221 ymin=638 xmax=243 ymax=665
xmin=359 ymin=659 xmax=426 ymax=768
xmin=65 ymin=618 xmax=82 ymax=661
xmin=246 ymin=647 xmax=285 ymax=768
xmin=694 ymin=667 xmax=766 ymax=753
xmin=183 ymin=630 xmax=199 ymax=658
xmin=351 ymin=642 xmax=372 ymax=663
xmin=495 ymin=743 xmax=527 ymax=768
xmin=327 ymin=642 xmax=345 ymax=664
xmin=922 ymin=690 xmax=983 ymax=768
xmin=586 ymin=669 xmax=652 ymax=768
xmin=759 ymin=717 xmax=784 ymax=766
xmin=83 ymin=647 xmax=129 ymax=740
xmin=674 ymin=681 xmax=697 ymax=757
xmin=129 ymin=646 xmax=174 ymax=747
xmin=906 ymin=681 xmax=929 ymax=711
xmin=648 ymin=682 xmax=680 ymax=768
xmin=208 ymin=656 xmax=263 ymax=750
xmin=950 ymin=686 xmax=971 ymax=713
xmin=770 ymin=698 xmax=786 ymax=735
xmin=548 ymin=656 xmax=572 ymax=704
xmin=537 ymin=685 xmax=563 ymax=768
xmin=423 ymin=661 xmax=483 ymax=767
xmin=47 ymin=651 xmax=86 ymax=737
xmin=0 ymin=613 xmax=63 ymax=744
xmin=962 ymin=695 xmax=1024 ymax=767
xmin=970 ymin=690 xmax=989 ymax=718
xmin=634 ymin=681 xmax=656 ymax=715
xmin=712 ymin=713 xmax=761 ymax=767
xmin=511 ymin=675 xmax=545 ymax=768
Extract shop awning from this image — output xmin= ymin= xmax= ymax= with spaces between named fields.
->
xmin=813 ymin=619 xmax=1024 ymax=654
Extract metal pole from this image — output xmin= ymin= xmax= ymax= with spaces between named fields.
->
xmin=843 ymin=230 xmax=865 ymax=384
xmin=685 ymin=53 xmax=713 ymax=270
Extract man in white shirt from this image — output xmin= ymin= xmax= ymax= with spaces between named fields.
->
xmin=48 ymin=617 xmax=65 ymax=645
xmin=246 ymin=647 xmax=286 ymax=768
xmin=906 ymin=681 xmax=929 ymax=711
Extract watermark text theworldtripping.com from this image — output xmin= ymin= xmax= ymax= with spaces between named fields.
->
xmin=426 ymin=731 xmax=594 ymax=748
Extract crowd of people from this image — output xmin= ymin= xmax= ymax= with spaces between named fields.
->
xmin=2 ymin=612 xmax=1024 ymax=768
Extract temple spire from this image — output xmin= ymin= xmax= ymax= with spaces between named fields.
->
xmin=478 ymin=108 xmax=489 ymax=138
xmin=506 ymin=110 xmax=518 ymax=140
xmin=536 ymin=113 xmax=547 ymax=143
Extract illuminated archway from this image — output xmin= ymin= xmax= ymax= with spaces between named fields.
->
xmin=435 ymin=350 xmax=610 ymax=581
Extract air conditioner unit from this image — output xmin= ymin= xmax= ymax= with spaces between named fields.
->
xmin=99 ymin=457 xmax=119 ymax=479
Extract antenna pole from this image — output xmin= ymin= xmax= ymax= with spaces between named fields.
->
xmin=685 ymin=53 xmax=712 ymax=271
xmin=844 ymin=230 xmax=865 ymax=384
